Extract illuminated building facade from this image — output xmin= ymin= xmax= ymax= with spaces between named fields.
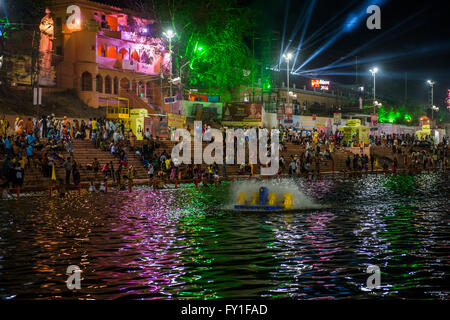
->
xmin=48 ymin=0 xmax=171 ymax=111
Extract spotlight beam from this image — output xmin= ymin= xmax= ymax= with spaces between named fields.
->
xmin=291 ymin=0 xmax=317 ymax=71
xmin=295 ymin=0 xmax=388 ymax=72
xmin=278 ymin=0 xmax=291 ymax=70
xmin=301 ymin=0 xmax=358 ymax=48
xmin=282 ymin=1 xmax=308 ymax=55
xmin=313 ymin=9 xmax=426 ymax=73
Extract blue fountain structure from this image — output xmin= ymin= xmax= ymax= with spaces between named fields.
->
xmin=234 ymin=186 xmax=293 ymax=211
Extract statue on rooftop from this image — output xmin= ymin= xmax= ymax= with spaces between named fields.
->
xmin=39 ymin=7 xmax=55 ymax=86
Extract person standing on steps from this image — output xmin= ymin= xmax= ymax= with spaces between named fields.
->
xmin=92 ymin=157 xmax=100 ymax=180
xmin=63 ymin=156 xmax=72 ymax=185
xmin=370 ymin=154 xmax=375 ymax=172
xmin=72 ymin=160 xmax=80 ymax=186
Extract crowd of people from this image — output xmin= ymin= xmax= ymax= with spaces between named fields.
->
xmin=1 ymin=113 xmax=449 ymax=192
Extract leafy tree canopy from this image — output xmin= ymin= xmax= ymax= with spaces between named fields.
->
xmin=144 ymin=0 xmax=257 ymax=96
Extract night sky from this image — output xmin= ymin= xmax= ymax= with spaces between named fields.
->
xmin=252 ymin=0 xmax=450 ymax=107
xmin=10 ymin=0 xmax=447 ymax=107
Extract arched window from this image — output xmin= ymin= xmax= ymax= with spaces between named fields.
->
xmin=105 ymin=75 xmax=112 ymax=94
xmin=81 ymin=72 xmax=92 ymax=91
xmin=141 ymin=51 xmax=150 ymax=64
xmin=97 ymin=44 xmax=106 ymax=57
xmin=131 ymin=50 xmax=140 ymax=62
xmin=118 ymin=48 xmax=128 ymax=61
xmin=96 ymin=75 xmax=103 ymax=93
xmin=107 ymin=46 xmax=117 ymax=59
xmin=120 ymin=77 xmax=130 ymax=91
xmin=114 ymin=77 xmax=119 ymax=94
xmin=146 ymin=81 xmax=152 ymax=101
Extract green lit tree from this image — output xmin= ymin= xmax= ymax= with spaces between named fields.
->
xmin=143 ymin=0 xmax=256 ymax=97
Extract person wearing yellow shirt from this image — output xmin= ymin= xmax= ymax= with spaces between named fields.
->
xmin=165 ymin=158 xmax=170 ymax=171
xmin=91 ymin=118 xmax=97 ymax=131
xmin=1 ymin=115 xmax=9 ymax=136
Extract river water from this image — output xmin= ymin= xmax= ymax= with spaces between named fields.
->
xmin=0 ymin=173 xmax=449 ymax=300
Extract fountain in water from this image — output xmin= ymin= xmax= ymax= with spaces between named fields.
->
xmin=224 ymin=179 xmax=323 ymax=211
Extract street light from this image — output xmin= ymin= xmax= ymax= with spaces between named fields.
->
xmin=431 ymin=104 xmax=439 ymax=120
xmin=369 ymin=67 xmax=378 ymax=113
xmin=283 ymin=52 xmax=293 ymax=111
xmin=427 ymin=80 xmax=436 ymax=117
xmin=163 ymin=29 xmax=176 ymax=113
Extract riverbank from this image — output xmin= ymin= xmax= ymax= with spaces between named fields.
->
xmin=2 ymin=167 xmax=448 ymax=198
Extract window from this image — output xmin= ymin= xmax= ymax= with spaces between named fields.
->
xmin=114 ymin=77 xmax=119 ymax=94
xmin=120 ymin=77 xmax=130 ymax=91
xmin=146 ymin=82 xmax=152 ymax=98
xmin=96 ymin=75 xmax=103 ymax=93
xmin=81 ymin=72 xmax=92 ymax=91
xmin=107 ymin=46 xmax=117 ymax=59
xmin=105 ymin=76 xmax=112 ymax=94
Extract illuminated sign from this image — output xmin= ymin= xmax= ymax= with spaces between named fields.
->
xmin=311 ymin=79 xmax=330 ymax=90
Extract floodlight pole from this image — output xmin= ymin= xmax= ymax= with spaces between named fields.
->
xmin=286 ymin=58 xmax=290 ymax=108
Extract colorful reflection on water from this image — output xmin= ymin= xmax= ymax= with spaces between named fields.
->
xmin=0 ymin=173 xmax=448 ymax=300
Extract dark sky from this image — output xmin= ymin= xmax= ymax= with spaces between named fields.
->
xmin=10 ymin=0 xmax=446 ymax=107
xmin=251 ymin=0 xmax=450 ymax=107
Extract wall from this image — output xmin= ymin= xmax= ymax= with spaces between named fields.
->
xmin=182 ymin=101 xmax=223 ymax=120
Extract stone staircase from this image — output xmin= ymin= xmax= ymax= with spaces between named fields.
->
xmin=20 ymin=138 xmax=421 ymax=190
xmin=23 ymin=139 xmax=149 ymax=188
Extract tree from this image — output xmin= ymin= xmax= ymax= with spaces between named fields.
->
xmin=142 ymin=0 xmax=257 ymax=97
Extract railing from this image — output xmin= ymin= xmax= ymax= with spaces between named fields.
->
xmin=137 ymin=62 xmax=156 ymax=75
xmin=97 ymin=56 xmax=118 ymax=69
xmin=122 ymin=59 xmax=138 ymax=71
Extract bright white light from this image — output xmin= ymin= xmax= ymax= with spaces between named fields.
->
xmin=427 ymin=80 xmax=435 ymax=86
xmin=359 ymin=86 xmax=364 ymax=91
xmin=369 ymin=67 xmax=378 ymax=75
xmin=163 ymin=29 xmax=175 ymax=39
xmin=283 ymin=52 xmax=293 ymax=61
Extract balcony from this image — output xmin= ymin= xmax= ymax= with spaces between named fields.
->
xmin=122 ymin=59 xmax=138 ymax=71
xmin=97 ymin=56 xmax=119 ymax=69
xmin=137 ymin=62 xmax=155 ymax=75
xmin=97 ymin=56 xmax=158 ymax=75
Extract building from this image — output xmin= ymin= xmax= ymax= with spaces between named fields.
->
xmin=46 ymin=0 xmax=172 ymax=113
xmin=234 ymin=84 xmax=358 ymax=117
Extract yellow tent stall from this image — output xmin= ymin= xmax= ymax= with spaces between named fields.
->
xmin=338 ymin=119 xmax=369 ymax=146
xmin=415 ymin=125 xmax=431 ymax=140
xmin=130 ymin=108 xmax=148 ymax=140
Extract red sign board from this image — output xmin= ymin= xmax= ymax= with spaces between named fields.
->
xmin=311 ymin=79 xmax=330 ymax=90
xmin=371 ymin=113 xmax=378 ymax=125
xmin=285 ymin=104 xmax=293 ymax=120
xmin=277 ymin=106 xmax=284 ymax=120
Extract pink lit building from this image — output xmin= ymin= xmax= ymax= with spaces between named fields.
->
xmin=49 ymin=0 xmax=172 ymax=112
